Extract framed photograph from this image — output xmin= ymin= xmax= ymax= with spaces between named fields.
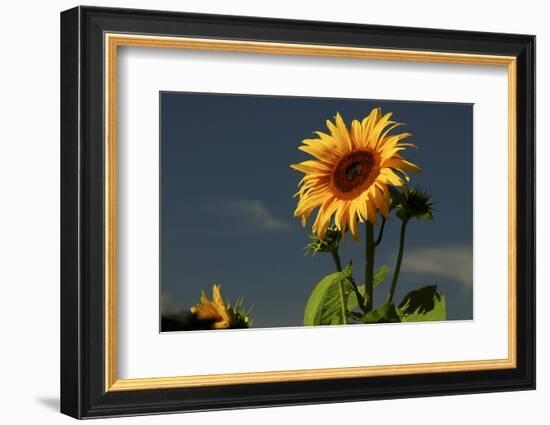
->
xmin=60 ymin=6 xmax=535 ymax=419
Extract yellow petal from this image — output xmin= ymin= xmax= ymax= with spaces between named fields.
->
xmin=212 ymin=284 xmax=225 ymax=308
xmin=379 ymin=168 xmax=404 ymax=186
xmin=312 ymin=197 xmax=335 ymax=236
xmin=334 ymin=113 xmax=353 ymax=152
xmin=383 ymin=157 xmax=422 ymax=173
xmin=370 ymin=186 xmax=389 ymax=218
xmin=356 ymin=191 xmax=369 ymax=222
xmin=366 ymin=198 xmax=378 ymax=224
xmin=348 ymin=204 xmax=359 ymax=241
xmin=368 ymin=112 xmax=394 ymax=146
xmin=313 ymin=131 xmax=346 ymax=156
xmin=290 ymin=160 xmax=331 ymax=174
xmin=334 ymin=202 xmax=349 ymax=231
xmin=351 ymin=119 xmax=363 ymax=149
xmin=379 ymin=146 xmax=407 ymax=160
xmin=362 ymin=108 xmax=381 ymax=136
xmin=298 ymin=145 xmax=335 ymax=165
xmin=374 ymin=122 xmax=403 ymax=150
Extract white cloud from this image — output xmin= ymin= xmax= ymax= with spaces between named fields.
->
xmin=218 ymin=200 xmax=291 ymax=232
xmin=401 ymin=245 xmax=473 ymax=286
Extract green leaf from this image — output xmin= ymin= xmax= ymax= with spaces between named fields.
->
xmin=399 ymin=285 xmax=446 ymax=322
xmin=303 ymin=264 xmax=353 ymax=326
xmin=374 ymin=265 xmax=390 ymax=285
xmin=361 ymin=303 xmax=401 ymax=324
xmin=347 ymin=265 xmax=390 ymax=311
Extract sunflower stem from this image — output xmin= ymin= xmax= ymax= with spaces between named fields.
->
xmin=330 ymin=250 xmax=348 ymax=324
xmin=365 ymin=222 xmax=375 ymax=312
xmin=330 ymin=250 xmax=342 ymax=272
xmin=375 ymin=216 xmax=387 ymax=247
xmin=349 ymin=275 xmax=367 ymax=314
xmin=387 ymin=219 xmax=409 ymax=304
xmin=332 ymin=249 xmax=366 ymax=314
xmin=337 ymin=279 xmax=348 ymax=325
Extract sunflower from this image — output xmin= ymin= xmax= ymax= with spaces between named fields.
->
xmin=190 ymin=284 xmax=233 ymax=329
xmin=291 ymin=108 xmax=421 ymax=241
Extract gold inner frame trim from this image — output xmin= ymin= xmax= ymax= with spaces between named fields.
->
xmin=104 ymin=33 xmax=518 ymax=392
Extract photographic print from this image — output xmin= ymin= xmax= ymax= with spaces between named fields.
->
xmin=159 ymin=92 xmax=473 ymax=332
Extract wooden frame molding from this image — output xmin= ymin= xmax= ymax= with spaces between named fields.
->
xmin=61 ymin=7 xmax=535 ymax=418
xmin=104 ymin=33 xmax=518 ymax=392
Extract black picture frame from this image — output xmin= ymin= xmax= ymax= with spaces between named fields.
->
xmin=61 ymin=5 xmax=535 ymax=419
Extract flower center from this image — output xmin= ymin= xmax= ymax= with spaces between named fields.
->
xmin=331 ymin=150 xmax=379 ymax=199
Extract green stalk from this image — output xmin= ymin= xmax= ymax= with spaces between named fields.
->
xmin=330 ymin=251 xmax=342 ymax=272
xmin=365 ymin=222 xmax=375 ymax=312
xmin=375 ymin=216 xmax=386 ymax=246
xmin=349 ymin=275 xmax=367 ymax=314
xmin=387 ymin=219 xmax=409 ymax=304
xmin=331 ymin=249 xmax=367 ymax=314
xmin=337 ymin=278 xmax=348 ymax=325
xmin=330 ymin=250 xmax=347 ymax=324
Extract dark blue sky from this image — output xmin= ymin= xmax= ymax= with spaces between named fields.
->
xmin=160 ymin=92 xmax=473 ymax=327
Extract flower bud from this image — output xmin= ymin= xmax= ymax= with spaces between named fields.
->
xmin=305 ymin=225 xmax=342 ymax=255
